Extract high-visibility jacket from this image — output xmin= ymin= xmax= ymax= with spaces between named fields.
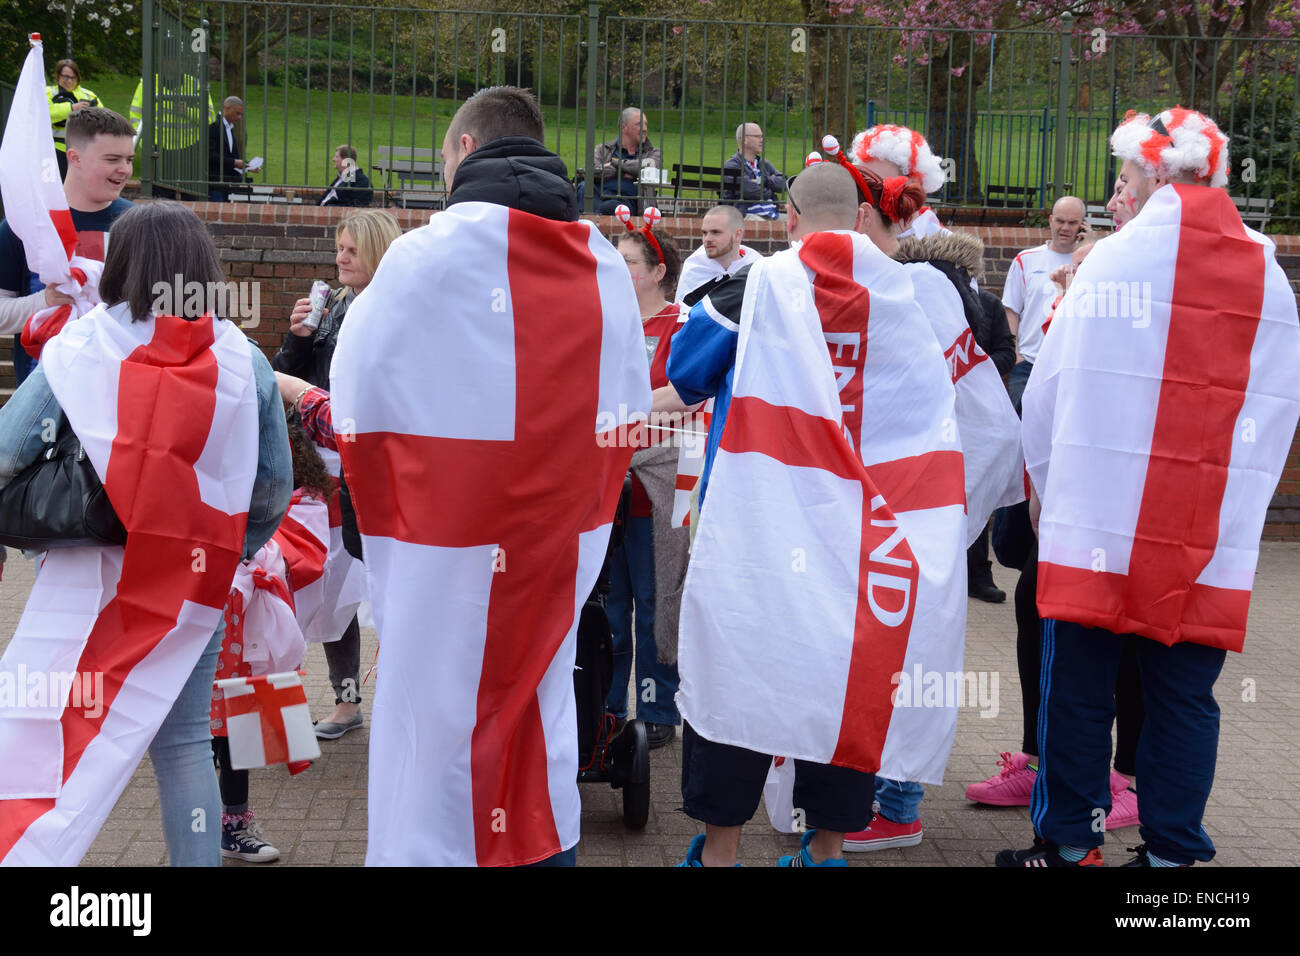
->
xmin=47 ymin=84 xmax=99 ymax=152
xmin=129 ymin=77 xmax=217 ymax=149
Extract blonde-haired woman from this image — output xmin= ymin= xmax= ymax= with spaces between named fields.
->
xmin=273 ymin=209 xmax=401 ymax=738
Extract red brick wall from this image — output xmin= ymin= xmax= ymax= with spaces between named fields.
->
xmin=187 ymin=202 xmax=1300 ymax=540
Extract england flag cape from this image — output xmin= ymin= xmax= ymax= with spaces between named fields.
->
xmin=677 ymin=231 xmax=966 ymax=782
xmin=331 ymin=201 xmax=651 ymax=866
xmin=0 ymin=304 xmax=257 ymax=865
xmin=1022 ymin=183 xmax=1300 ymax=651
xmin=902 ymin=262 xmax=1024 ymax=544
xmin=299 ymin=446 xmax=367 ymax=645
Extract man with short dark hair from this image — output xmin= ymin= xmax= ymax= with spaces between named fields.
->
xmin=319 ymin=144 xmax=372 ymax=207
xmin=0 ymin=106 xmax=134 ymax=385
xmin=674 ymin=204 xmax=761 ymax=302
xmin=208 ymin=96 xmax=247 ymax=203
xmin=720 ymin=122 xmax=785 ymax=218
xmin=330 ymin=85 xmax=650 ymax=867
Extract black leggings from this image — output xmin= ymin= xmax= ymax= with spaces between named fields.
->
xmin=210 ymin=736 xmax=249 ymax=814
xmin=1014 ymin=546 xmax=1145 ymax=776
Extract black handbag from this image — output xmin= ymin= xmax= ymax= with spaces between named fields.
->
xmin=0 ymin=414 xmax=127 ymax=550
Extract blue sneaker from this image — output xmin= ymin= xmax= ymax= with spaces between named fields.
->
xmin=778 ymin=829 xmax=847 ymax=867
xmin=677 ymin=834 xmax=706 ymax=867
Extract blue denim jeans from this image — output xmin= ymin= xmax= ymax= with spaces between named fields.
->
xmin=148 ymin=622 xmax=224 ymax=866
xmin=1007 ymin=359 xmax=1034 ymax=415
xmin=605 ymin=515 xmax=680 ymax=725
xmin=874 ymin=777 xmax=925 ymax=824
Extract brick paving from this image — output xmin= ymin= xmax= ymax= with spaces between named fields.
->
xmin=2 ymin=542 xmax=1297 ymax=867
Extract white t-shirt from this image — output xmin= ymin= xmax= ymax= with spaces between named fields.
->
xmin=674 ymin=243 xmax=761 ymax=302
xmin=1002 ymin=243 xmax=1073 ymax=364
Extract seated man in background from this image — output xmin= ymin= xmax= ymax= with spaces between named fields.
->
xmin=579 ymin=107 xmax=661 ymax=215
xmin=319 ymin=144 xmax=373 ymax=207
xmin=721 ymin=123 xmax=785 ymax=218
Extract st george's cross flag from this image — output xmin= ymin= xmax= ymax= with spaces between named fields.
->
xmin=0 ymin=303 xmax=257 ymax=865
xmin=330 ymin=201 xmax=651 ymax=866
xmin=217 ymin=672 xmax=318 ymax=772
xmin=677 ymin=231 xmax=967 ymax=783
xmin=268 ymin=490 xmax=347 ymax=646
xmin=901 ymin=263 xmax=1024 ymax=545
xmin=1023 ymin=183 xmax=1300 ymax=652
xmin=0 ymin=38 xmax=103 ymax=356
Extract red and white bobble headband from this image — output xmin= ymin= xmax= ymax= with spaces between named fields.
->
xmin=821 ymin=134 xmax=910 ymax=223
xmin=615 ymin=204 xmax=665 ymax=265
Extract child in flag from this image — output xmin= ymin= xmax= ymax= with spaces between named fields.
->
xmin=999 ymin=108 xmax=1300 ymax=867
xmin=209 ymin=416 xmax=334 ymax=862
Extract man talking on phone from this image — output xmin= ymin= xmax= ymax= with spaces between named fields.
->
xmin=1002 ymin=196 xmax=1089 ymax=412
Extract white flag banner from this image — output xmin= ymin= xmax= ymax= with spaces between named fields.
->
xmin=677 ymin=231 xmax=967 ymax=784
xmin=331 ymin=201 xmax=651 ymax=866
xmin=1023 ymin=183 xmax=1300 ymax=651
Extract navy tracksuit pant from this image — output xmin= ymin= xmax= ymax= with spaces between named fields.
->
xmin=1032 ymin=618 xmax=1227 ymax=865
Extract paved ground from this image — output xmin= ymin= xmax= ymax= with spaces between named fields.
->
xmin=2 ymin=543 xmax=1297 ymax=867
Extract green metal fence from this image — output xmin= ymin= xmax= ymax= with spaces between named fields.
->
xmin=136 ymin=0 xmax=1300 ymax=223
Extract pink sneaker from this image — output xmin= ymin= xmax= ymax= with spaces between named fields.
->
xmin=1107 ymin=771 xmax=1140 ymax=830
xmin=965 ymin=751 xmax=1036 ymax=806
xmin=842 ymin=815 xmax=923 ymax=852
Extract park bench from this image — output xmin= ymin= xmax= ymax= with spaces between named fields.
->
xmin=1234 ymin=195 xmax=1274 ymax=231
xmin=670 ymin=163 xmax=726 ymax=215
xmin=373 ymin=146 xmax=445 ymax=207
xmin=984 ymin=183 xmax=1039 ymax=209
xmin=1085 ymin=202 xmax=1112 ymax=230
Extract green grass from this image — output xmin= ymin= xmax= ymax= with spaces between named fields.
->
xmin=94 ymin=71 xmax=1115 ymax=201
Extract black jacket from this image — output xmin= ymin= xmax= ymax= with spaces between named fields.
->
xmin=446 ymin=136 xmax=577 ymax=221
xmin=893 ymin=230 xmax=1016 ymax=375
xmin=208 ymin=119 xmax=244 ymax=188
xmin=320 ymin=168 xmax=373 ymax=207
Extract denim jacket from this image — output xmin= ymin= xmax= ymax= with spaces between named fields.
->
xmin=0 ymin=319 xmax=292 ymax=560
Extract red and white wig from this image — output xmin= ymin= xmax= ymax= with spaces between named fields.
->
xmin=1110 ymin=107 xmax=1229 ymax=189
xmin=849 ymin=124 xmax=945 ymax=195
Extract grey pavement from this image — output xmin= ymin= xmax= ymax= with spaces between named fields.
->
xmin=2 ymin=543 xmax=1297 ymax=867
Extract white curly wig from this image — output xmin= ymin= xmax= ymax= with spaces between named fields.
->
xmin=1110 ymin=108 xmax=1229 ymax=188
xmin=849 ymin=124 xmax=945 ymax=195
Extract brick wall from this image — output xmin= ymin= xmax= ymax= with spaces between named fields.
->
xmin=188 ymin=202 xmax=1300 ymax=540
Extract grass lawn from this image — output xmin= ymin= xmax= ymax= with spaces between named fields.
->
xmin=93 ymin=71 xmax=1114 ymax=202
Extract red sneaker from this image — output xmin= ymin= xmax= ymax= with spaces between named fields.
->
xmin=965 ymin=751 xmax=1036 ymax=806
xmin=842 ymin=814 xmax=923 ymax=852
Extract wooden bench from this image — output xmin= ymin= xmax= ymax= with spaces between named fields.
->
xmin=1085 ymin=202 xmax=1112 ymax=230
xmin=670 ymin=163 xmax=726 ymax=215
xmin=984 ymin=184 xmax=1039 ymax=209
xmin=374 ymin=145 xmax=444 ymax=193
xmin=1234 ymin=195 xmax=1274 ymax=231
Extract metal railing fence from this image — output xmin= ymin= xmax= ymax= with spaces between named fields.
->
xmin=135 ymin=1 xmax=1300 ymax=223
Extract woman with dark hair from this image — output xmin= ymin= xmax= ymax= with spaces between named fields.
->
xmin=0 ymin=201 xmax=291 ymax=866
xmin=609 ymin=222 xmax=687 ymax=748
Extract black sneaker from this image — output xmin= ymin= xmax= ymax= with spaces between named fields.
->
xmin=1123 ymin=844 xmax=1189 ymax=867
xmin=996 ymin=836 xmax=1102 ymax=867
xmin=644 ymin=722 xmax=677 ymax=749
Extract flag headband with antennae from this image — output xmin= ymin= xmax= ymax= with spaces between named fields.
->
xmin=614 ymin=204 xmax=664 ymax=266
xmin=821 ymin=134 xmax=874 ymax=206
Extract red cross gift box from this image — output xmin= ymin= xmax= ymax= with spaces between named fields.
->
xmin=216 ymin=671 xmax=320 ymax=773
